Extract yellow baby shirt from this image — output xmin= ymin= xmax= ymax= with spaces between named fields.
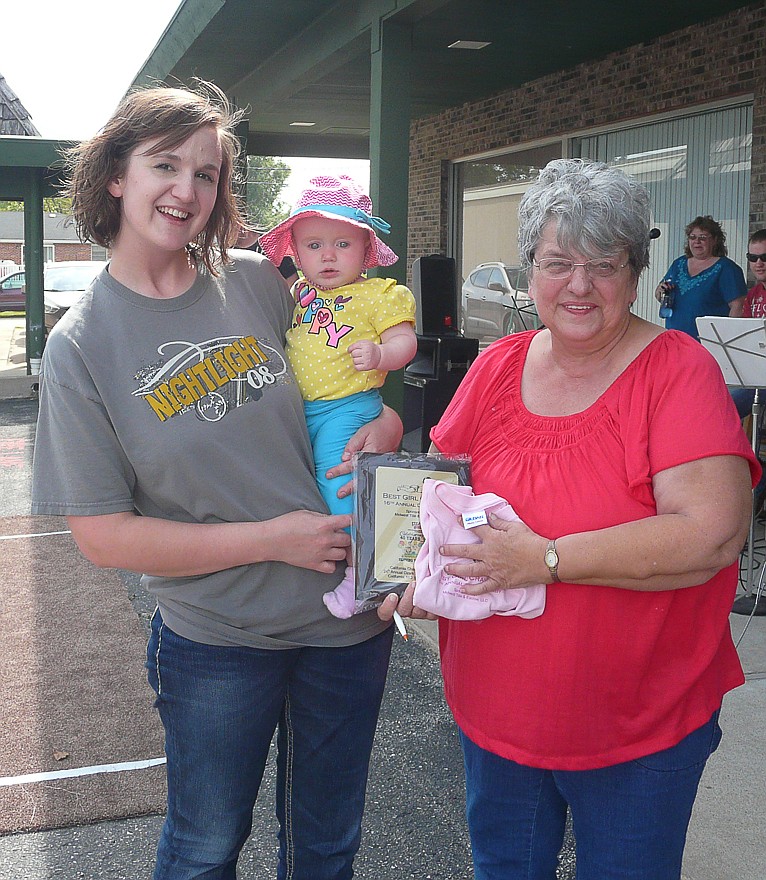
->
xmin=285 ymin=276 xmax=416 ymax=401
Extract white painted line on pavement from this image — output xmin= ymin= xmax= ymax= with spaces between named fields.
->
xmin=0 ymin=530 xmax=71 ymax=540
xmin=0 ymin=757 xmax=167 ymax=786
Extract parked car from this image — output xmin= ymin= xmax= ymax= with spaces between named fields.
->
xmin=0 ymin=261 xmax=106 ymax=328
xmin=0 ymin=270 xmax=26 ymax=312
xmin=42 ymin=261 xmax=107 ymax=331
xmin=461 ymin=261 xmax=540 ymax=344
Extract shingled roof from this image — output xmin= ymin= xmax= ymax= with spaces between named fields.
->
xmin=0 ymin=73 xmax=40 ymax=136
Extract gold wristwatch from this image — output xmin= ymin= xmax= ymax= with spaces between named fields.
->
xmin=544 ymin=539 xmax=560 ymax=583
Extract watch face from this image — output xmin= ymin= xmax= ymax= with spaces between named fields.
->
xmin=545 ymin=549 xmax=558 ymax=567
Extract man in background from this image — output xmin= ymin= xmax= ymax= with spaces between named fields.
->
xmin=732 ymin=228 xmax=766 ymax=616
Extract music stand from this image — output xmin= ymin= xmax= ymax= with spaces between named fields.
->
xmin=697 ymin=316 xmax=766 ymax=609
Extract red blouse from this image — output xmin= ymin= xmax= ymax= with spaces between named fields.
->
xmin=432 ymin=329 xmax=756 ymax=770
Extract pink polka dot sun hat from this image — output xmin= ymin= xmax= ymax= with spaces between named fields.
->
xmin=258 ymin=174 xmax=398 ymax=270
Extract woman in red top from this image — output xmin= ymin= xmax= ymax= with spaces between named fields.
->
xmin=380 ymin=159 xmax=757 ymax=879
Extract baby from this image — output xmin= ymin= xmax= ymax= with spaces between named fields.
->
xmin=260 ymin=175 xmax=418 ymax=617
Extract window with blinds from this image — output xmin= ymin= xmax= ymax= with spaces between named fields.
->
xmin=575 ymin=104 xmax=753 ymax=325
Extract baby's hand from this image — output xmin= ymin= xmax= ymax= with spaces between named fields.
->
xmin=348 ymin=340 xmax=382 ymax=371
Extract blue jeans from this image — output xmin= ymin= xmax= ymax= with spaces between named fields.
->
xmin=146 ymin=610 xmax=393 ymax=879
xmin=730 ymin=386 xmax=764 ymax=420
xmin=460 ymin=711 xmax=722 ymax=880
xmin=730 ymin=387 xmax=766 ymax=498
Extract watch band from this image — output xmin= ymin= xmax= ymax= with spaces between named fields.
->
xmin=545 ymin=539 xmax=560 ymax=583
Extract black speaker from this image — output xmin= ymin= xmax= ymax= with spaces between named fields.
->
xmin=412 ymin=254 xmax=459 ymax=336
xmin=402 ymin=335 xmax=479 ymax=452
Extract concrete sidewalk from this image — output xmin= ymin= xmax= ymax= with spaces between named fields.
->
xmin=0 ymin=315 xmax=37 ymax=399
xmin=1 ymin=319 xmax=765 ymax=877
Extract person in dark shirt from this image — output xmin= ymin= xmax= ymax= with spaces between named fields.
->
xmin=236 ymin=224 xmax=299 ymax=286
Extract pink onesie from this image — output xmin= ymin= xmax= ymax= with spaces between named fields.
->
xmin=413 ymin=480 xmax=546 ymax=620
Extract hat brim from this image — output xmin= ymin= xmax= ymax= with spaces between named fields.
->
xmin=258 ymin=209 xmax=398 ymax=270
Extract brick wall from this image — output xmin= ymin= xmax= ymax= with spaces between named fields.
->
xmin=0 ymin=242 xmax=96 ymax=263
xmin=54 ymin=243 xmax=93 ymax=261
xmin=409 ymin=3 xmax=766 ymax=262
xmin=0 ymin=243 xmax=21 ymax=263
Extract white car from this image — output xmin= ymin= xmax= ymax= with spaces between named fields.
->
xmin=461 ymin=262 xmax=540 ymax=344
xmin=42 ymin=261 xmax=107 ymax=331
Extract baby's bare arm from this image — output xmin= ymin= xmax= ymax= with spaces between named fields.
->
xmin=347 ymin=322 xmax=417 ymax=372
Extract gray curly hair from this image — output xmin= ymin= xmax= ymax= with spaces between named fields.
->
xmin=518 ymin=158 xmax=651 ymax=277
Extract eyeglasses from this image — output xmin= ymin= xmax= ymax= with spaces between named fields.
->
xmin=687 ymin=234 xmax=710 ymax=242
xmin=746 ymin=253 xmax=766 ymax=263
xmin=532 ymin=258 xmax=628 ymax=280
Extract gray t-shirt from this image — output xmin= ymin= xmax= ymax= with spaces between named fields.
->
xmin=31 ymin=251 xmax=387 ymax=649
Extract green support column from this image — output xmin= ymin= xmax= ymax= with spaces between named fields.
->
xmin=24 ymin=170 xmax=45 ymax=375
xmin=369 ymin=16 xmax=412 ymax=415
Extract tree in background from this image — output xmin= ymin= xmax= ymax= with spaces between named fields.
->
xmin=463 ymin=162 xmax=541 ymax=187
xmin=0 ymin=197 xmax=73 ymax=213
xmin=246 ymin=156 xmax=290 ymax=229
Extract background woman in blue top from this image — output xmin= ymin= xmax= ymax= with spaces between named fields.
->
xmin=655 ymin=215 xmax=746 ymax=339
